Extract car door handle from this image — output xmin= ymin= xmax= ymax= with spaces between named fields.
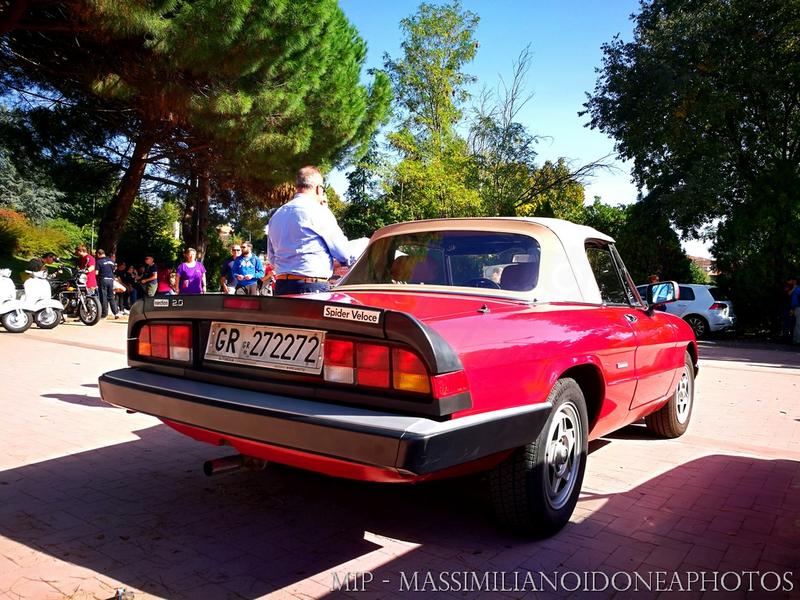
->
xmin=624 ymin=314 xmax=638 ymax=323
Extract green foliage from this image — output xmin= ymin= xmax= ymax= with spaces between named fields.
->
xmin=383 ymin=2 xmax=482 ymax=219
xmin=0 ymin=208 xmax=73 ymax=257
xmin=580 ymin=199 xmax=692 ymax=284
xmin=0 ymin=105 xmax=118 ymax=227
xmin=201 ymin=226 xmax=229 ymax=293
xmin=584 ymin=0 xmax=800 ymax=328
xmin=386 ymin=2 xmax=479 ymax=143
xmin=42 ymin=218 xmax=90 ymax=255
xmin=2 ymin=0 xmax=391 ymax=252
xmin=468 ymin=46 xmax=542 ymax=216
xmin=0 ymin=116 xmax=64 ymax=223
xmin=339 ymin=142 xmax=400 ymax=238
xmin=688 ymin=261 xmax=710 ymax=285
xmin=518 ymin=160 xmax=585 ymax=221
xmin=0 ymin=208 xmax=25 ymax=255
xmin=116 ymin=199 xmax=181 ymax=266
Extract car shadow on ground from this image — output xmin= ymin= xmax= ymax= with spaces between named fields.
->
xmin=40 ymin=392 xmax=109 ymax=408
xmin=0 ymin=425 xmax=797 ymax=600
xmin=698 ymin=341 xmax=800 ymax=369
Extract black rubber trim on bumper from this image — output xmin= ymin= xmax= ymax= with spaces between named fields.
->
xmin=99 ymin=368 xmax=551 ymax=476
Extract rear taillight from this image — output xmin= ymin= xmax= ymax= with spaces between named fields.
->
xmin=709 ymin=303 xmax=727 ymax=311
xmin=137 ymin=323 xmax=193 ymax=362
xmin=323 ymin=339 xmax=355 ymax=384
xmin=357 ymin=344 xmax=390 ymax=388
xmin=323 ymin=337 xmax=467 ymax=399
xmin=392 ymin=348 xmax=430 ymax=394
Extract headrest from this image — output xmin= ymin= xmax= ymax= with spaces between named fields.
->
xmin=390 ymin=255 xmax=414 ymax=282
xmin=500 ymin=261 xmax=539 ymax=291
xmin=409 ymin=256 xmax=444 ymax=284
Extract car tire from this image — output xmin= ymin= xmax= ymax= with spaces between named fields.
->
xmin=489 ymin=378 xmax=588 ymax=537
xmin=1 ymin=309 xmax=33 ymax=333
xmin=645 ymin=351 xmax=694 ymax=438
xmin=79 ymin=296 xmax=101 ymax=326
xmin=684 ymin=315 xmax=708 ymax=339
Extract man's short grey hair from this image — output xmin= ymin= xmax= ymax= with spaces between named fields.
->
xmin=296 ymin=166 xmax=323 ymax=191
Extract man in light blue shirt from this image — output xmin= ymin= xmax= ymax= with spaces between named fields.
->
xmin=268 ymin=166 xmax=355 ymax=295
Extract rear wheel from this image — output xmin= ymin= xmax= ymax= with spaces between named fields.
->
xmin=1 ymin=309 xmax=33 ymax=333
xmin=684 ymin=315 xmax=709 ymax=339
xmin=489 ymin=378 xmax=588 ymax=537
xmin=645 ymin=351 xmax=694 ymax=438
xmin=78 ymin=296 xmax=101 ymax=325
xmin=35 ymin=307 xmax=61 ymax=329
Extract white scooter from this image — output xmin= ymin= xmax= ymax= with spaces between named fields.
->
xmin=0 ymin=268 xmax=32 ymax=333
xmin=21 ymin=270 xmax=63 ymax=329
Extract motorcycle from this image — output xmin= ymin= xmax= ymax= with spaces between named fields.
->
xmin=50 ymin=266 xmax=101 ymax=326
xmin=21 ymin=270 xmax=64 ymax=329
xmin=0 ymin=269 xmax=32 ymax=333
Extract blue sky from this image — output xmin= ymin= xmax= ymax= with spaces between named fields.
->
xmin=335 ymin=0 xmax=711 ymax=257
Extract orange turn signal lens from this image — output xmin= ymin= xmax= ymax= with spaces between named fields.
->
xmin=392 ymin=348 xmax=430 ymax=394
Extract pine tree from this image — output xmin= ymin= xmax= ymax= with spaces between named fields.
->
xmin=2 ymin=0 xmax=390 ymax=253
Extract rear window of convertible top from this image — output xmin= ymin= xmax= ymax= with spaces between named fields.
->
xmin=341 ymin=231 xmax=541 ymax=290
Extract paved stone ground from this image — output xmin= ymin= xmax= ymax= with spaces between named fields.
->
xmin=0 ymin=319 xmax=798 ymax=599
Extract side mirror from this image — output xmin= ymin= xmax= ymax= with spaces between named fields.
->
xmin=646 ymin=281 xmax=679 ymax=314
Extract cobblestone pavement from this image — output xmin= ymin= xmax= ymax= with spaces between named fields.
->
xmin=0 ymin=320 xmax=798 ymax=599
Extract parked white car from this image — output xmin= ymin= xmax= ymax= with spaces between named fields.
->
xmin=637 ymin=283 xmax=736 ymax=339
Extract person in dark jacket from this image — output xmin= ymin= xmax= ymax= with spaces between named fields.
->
xmin=95 ymin=249 xmax=120 ymax=319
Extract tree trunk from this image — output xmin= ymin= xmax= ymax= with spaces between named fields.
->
xmin=179 ymin=167 xmax=210 ymax=259
xmin=196 ymin=169 xmax=210 ymax=259
xmin=0 ymin=0 xmax=29 ymax=35
xmin=97 ymin=134 xmax=155 ymax=255
xmin=181 ymin=173 xmax=197 ymax=244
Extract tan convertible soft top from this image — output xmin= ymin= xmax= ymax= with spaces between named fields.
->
xmin=339 ymin=217 xmax=614 ymax=304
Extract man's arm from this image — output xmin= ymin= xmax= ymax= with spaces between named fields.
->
xmin=253 ymin=256 xmax=265 ymax=280
xmin=220 ymin=263 xmax=230 ymax=293
xmin=267 ymin=236 xmax=275 ymax=267
xmin=314 ymin=209 xmax=355 ymax=265
xmin=231 ymin=257 xmax=245 ymax=281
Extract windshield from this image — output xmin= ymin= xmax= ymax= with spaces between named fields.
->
xmin=341 ymin=230 xmax=541 ymax=292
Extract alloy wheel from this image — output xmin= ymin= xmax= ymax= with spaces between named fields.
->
xmin=544 ymin=401 xmax=582 ymax=510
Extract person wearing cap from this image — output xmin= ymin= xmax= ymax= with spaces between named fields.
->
xmin=267 ymin=165 xmax=356 ymax=296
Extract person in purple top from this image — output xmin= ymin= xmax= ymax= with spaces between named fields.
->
xmin=176 ymin=247 xmax=207 ymax=294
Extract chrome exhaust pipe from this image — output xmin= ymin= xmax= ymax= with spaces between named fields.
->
xmin=203 ymin=454 xmax=267 ymax=476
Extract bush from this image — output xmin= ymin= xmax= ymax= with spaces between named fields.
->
xmin=0 ymin=208 xmax=73 ymax=257
xmin=0 ymin=208 xmax=25 ymax=255
xmin=117 ymin=198 xmax=182 ymax=267
xmin=42 ymin=218 xmax=89 ymax=255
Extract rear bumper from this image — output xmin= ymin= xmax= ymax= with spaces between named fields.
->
xmin=708 ymin=314 xmax=736 ymax=331
xmin=99 ymin=368 xmax=551 ymax=477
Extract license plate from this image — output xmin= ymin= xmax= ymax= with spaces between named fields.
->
xmin=205 ymin=322 xmax=325 ymax=374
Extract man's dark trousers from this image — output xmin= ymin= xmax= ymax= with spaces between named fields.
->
xmin=99 ymin=278 xmax=119 ymax=317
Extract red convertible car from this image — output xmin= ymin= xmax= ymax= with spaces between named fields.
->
xmin=99 ymin=218 xmax=697 ymax=536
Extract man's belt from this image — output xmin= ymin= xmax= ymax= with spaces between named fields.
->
xmin=275 ymin=274 xmax=329 ymax=283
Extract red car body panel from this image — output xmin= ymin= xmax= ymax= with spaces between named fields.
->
xmin=305 ymin=289 xmax=692 ymax=439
